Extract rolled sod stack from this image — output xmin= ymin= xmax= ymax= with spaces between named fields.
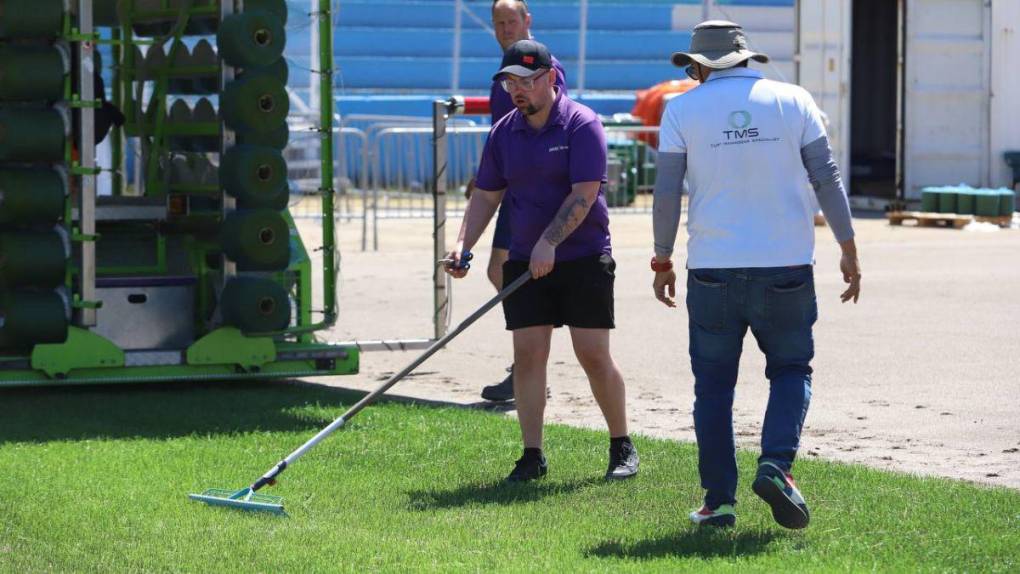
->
xmin=919 ymin=185 xmax=1016 ymax=217
xmin=216 ymin=0 xmax=293 ymax=333
xmin=0 ymin=1 xmax=71 ymax=348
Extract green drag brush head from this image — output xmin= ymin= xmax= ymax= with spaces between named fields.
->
xmin=188 ymin=487 xmax=285 ymax=515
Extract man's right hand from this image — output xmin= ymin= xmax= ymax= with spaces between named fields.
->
xmin=443 ymin=246 xmax=470 ymax=279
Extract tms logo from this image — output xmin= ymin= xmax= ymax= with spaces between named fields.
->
xmin=723 ymin=110 xmax=758 ymax=140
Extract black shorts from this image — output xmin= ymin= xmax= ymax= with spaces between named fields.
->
xmin=502 ymin=254 xmax=616 ymax=330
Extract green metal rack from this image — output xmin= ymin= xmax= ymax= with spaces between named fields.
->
xmin=0 ymin=0 xmax=357 ymax=386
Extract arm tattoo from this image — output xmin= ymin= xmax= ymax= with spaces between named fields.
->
xmin=543 ymin=194 xmax=592 ymax=246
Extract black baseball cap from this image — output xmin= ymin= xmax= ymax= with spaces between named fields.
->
xmin=492 ymin=39 xmax=552 ymax=81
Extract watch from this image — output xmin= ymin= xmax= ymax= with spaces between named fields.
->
xmin=650 ymin=257 xmax=673 ymax=272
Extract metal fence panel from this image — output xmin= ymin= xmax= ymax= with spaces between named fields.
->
xmin=286 ymin=118 xmax=681 ymax=250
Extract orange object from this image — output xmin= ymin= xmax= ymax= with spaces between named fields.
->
xmin=631 ymin=79 xmax=698 ymax=147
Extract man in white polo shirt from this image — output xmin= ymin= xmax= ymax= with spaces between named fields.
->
xmin=651 ymin=21 xmax=862 ymax=530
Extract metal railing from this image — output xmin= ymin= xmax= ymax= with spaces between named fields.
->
xmin=286 ymin=117 xmax=672 ymax=251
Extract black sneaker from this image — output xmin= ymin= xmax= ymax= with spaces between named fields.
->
xmin=605 ymin=440 xmax=639 ymax=480
xmin=481 ymin=366 xmax=514 ymax=402
xmin=752 ymin=461 xmax=810 ymax=530
xmin=505 ymin=454 xmax=548 ymax=483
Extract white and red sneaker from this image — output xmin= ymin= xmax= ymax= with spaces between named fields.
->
xmin=688 ymin=504 xmax=736 ymax=527
xmin=752 ymin=461 xmax=810 ymax=529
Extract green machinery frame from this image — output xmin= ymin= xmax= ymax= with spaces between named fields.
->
xmin=0 ymin=0 xmax=356 ymax=387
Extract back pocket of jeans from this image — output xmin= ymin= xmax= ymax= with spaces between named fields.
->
xmin=766 ymin=279 xmax=817 ymax=331
xmin=687 ymin=272 xmax=727 ymax=331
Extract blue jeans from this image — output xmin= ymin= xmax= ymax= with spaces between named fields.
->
xmin=686 ymin=265 xmax=816 ymax=508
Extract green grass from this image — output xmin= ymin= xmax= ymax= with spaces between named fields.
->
xmin=1 ymin=382 xmax=1018 ymax=573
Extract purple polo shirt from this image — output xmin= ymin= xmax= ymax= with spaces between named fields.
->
xmin=489 ymin=54 xmax=568 ymax=125
xmin=475 ymin=89 xmax=611 ymax=262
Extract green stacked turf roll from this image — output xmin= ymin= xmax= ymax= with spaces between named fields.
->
xmin=246 ymin=0 xmax=288 ymax=24
xmin=238 ymin=184 xmax=289 ymax=211
xmin=220 ymin=144 xmax=288 ymax=209
xmin=0 ymin=168 xmax=66 ymax=225
xmin=221 ymin=74 xmax=289 ymax=134
xmin=0 ymin=107 xmax=65 ymax=162
xmin=975 ymin=190 xmax=1000 ymax=217
xmin=220 ymin=209 xmax=290 ymax=271
xmin=0 ymin=290 xmax=68 ymax=348
xmin=95 ymin=0 xmax=287 ymax=27
xmin=937 ymin=191 xmax=957 ymax=214
xmin=236 ymin=122 xmax=290 ymax=151
xmin=130 ymin=0 xmax=218 ymax=36
xmin=999 ymin=190 xmax=1015 ymax=216
xmin=221 ymin=276 xmax=290 ymax=333
xmin=166 ymin=98 xmax=219 ymax=152
xmin=956 ymin=191 xmax=975 ymax=215
xmin=93 ymin=0 xmax=121 ymax=27
xmin=240 ymin=57 xmax=289 ymax=85
xmin=0 ymin=45 xmax=67 ymax=102
xmin=920 ymin=189 xmax=939 ymax=213
xmin=0 ymin=0 xmax=64 ymax=39
xmin=217 ymin=10 xmax=286 ymax=69
xmin=174 ymin=40 xmax=219 ymax=94
xmin=0 ymin=230 xmax=68 ymax=288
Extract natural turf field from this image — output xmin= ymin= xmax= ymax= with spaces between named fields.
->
xmin=1 ymin=382 xmax=1017 ymax=573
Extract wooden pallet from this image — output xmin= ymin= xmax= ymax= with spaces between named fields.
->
xmin=887 ymin=211 xmax=1012 ymax=229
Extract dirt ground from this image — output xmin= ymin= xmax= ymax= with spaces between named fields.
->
xmin=296 ymin=210 xmax=1020 ymax=489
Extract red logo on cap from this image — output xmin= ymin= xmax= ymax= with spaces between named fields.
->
xmin=522 ymin=56 xmax=535 ymax=64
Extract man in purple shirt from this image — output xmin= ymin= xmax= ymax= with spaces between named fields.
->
xmin=477 ymin=0 xmax=568 ymax=403
xmin=445 ymin=40 xmax=638 ymax=482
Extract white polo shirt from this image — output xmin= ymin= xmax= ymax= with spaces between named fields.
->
xmin=658 ymin=67 xmax=827 ymax=268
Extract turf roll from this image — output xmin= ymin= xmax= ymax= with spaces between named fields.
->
xmin=240 ymin=57 xmax=289 ymax=85
xmin=0 ymin=168 xmax=66 ymax=225
xmin=220 ymin=209 xmax=290 ymax=271
xmin=937 ymin=192 xmax=957 ymax=214
xmin=0 ymin=107 xmax=65 ymax=163
xmin=221 ymin=75 xmax=289 ymax=134
xmin=975 ymin=191 xmax=1000 ymax=217
xmin=236 ymin=122 xmax=289 ymax=150
xmin=1000 ymin=190 xmax=1015 ymax=216
xmin=217 ymin=10 xmax=286 ymax=69
xmin=129 ymin=0 xmax=218 ymax=36
xmin=0 ymin=45 xmax=67 ymax=102
xmin=0 ymin=230 xmax=68 ymax=288
xmin=0 ymin=289 xmax=68 ymax=348
xmin=220 ymin=145 xmax=289 ymax=208
xmin=246 ymin=0 xmax=288 ymax=24
xmin=0 ymin=0 xmax=64 ymax=39
xmin=238 ymin=184 xmax=289 ymax=211
xmin=93 ymin=0 xmax=121 ymax=26
xmin=956 ymin=191 xmax=975 ymax=215
xmin=221 ymin=276 xmax=291 ymax=332
xmin=180 ymin=39 xmax=220 ymax=94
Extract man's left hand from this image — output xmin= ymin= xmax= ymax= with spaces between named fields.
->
xmin=529 ymin=239 xmax=556 ymax=279
xmin=839 ymin=252 xmax=861 ymax=303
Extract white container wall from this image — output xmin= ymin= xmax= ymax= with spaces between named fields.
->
xmin=990 ymin=0 xmax=1020 ymax=190
xmin=670 ymin=0 xmax=1017 ymax=201
xmin=903 ymin=0 xmax=991 ymax=199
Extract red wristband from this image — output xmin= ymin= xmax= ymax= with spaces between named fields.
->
xmin=650 ymin=257 xmax=673 ymax=272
